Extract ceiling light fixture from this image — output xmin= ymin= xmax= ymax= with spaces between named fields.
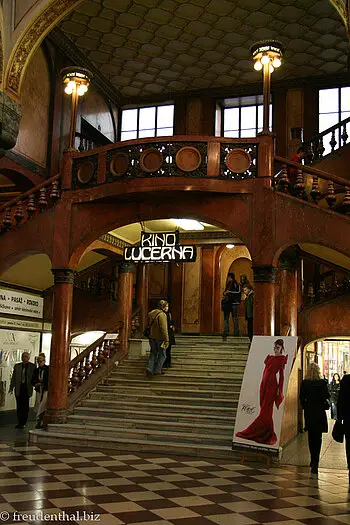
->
xmin=171 ymin=219 xmax=204 ymax=231
xmin=226 ymin=244 xmax=235 ymax=249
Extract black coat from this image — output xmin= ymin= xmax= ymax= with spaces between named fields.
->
xmin=299 ymin=379 xmax=330 ymax=433
xmin=338 ymin=374 xmax=350 ymax=432
xmin=31 ymin=365 xmax=49 ymax=392
xmin=166 ymin=311 xmax=176 ymax=346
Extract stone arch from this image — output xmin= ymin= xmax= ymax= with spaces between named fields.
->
xmin=67 ymin=195 xmax=252 ymax=270
xmin=4 ymin=0 xmax=83 ymax=100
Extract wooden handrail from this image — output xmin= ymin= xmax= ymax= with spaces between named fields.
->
xmin=274 ymin=156 xmax=350 ymax=188
xmin=309 ymin=115 xmax=350 ymax=143
xmin=0 ymin=173 xmax=61 ymax=213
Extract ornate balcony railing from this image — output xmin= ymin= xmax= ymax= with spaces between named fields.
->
xmin=65 ymin=136 xmax=261 ymax=190
xmin=274 ymin=156 xmax=350 ymax=216
xmin=303 ymin=274 xmax=350 ymax=309
xmin=0 ymin=173 xmax=61 ymax=233
xmin=304 ymin=116 xmax=350 ymax=163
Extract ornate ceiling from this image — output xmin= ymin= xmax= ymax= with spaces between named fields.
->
xmin=59 ymin=0 xmax=349 ymax=100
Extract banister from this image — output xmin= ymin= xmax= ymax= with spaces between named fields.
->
xmin=69 ymin=333 xmax=106 ymax=369
xmin=309 ymin=115 xmax=350 ymax=143
xmin=274 ymin=155 xmax=350 ymax=188
xmin=281 ymin=325 xmax=291 ymax=336
xmin=0 ymin=173 xmax=61 ymax=213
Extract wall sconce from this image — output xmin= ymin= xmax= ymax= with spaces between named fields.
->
xmin=250 ymin=40 xmax=283 ymax=135
xmin=61 ymin=67 xmax=92 ymax=151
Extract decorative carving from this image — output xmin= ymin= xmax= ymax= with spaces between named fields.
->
xmin=6 ymin=0 xmax=83 ymax=98
xmin=52 ymin=268 xmax=76 ymax=285
xmin=253 ymin=265 xmax=277 ymax=283
xmin=220 ymin=143 xmax=258 ymax=179
xmin=176 ymin=146 xmax=202 ymax=172
xmin=118 ymin=261 xmax=134 ymax=274
xmin=0 ymin=91 xmax=22 ymax=154
xmin=277 ymin=164 xmax=289 ymax=193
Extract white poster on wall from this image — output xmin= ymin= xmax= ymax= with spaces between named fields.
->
xmin=0 ymin=289 xmax=43 ymax=318
xmin=233 ymin=336 xmax=298 ymax=452
xmin=0 ymin=329 xmax=40 ymax=412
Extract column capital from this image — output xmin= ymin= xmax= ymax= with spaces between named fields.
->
xmin=119 ymin=261 xmax=135 ymax=274
xmin=51 ymin=268 xmax=76 ymax=284
xmin=253 ymin=265 xmax=277 ymax=283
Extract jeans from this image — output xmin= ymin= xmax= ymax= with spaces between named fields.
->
xmin=16 ymin=383 xmax=30 ymax=426
xmin=223 ymin=304 xmax=239 ymax=336
xmin=147 ymin=339 xmax=166 ymax=375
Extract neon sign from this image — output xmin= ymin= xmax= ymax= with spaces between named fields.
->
xmin=123 ymin=232 xmax=197 ymax=263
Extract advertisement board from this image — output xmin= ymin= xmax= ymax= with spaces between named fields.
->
xmin=0 ymin=289 xmax=43 ymax=319
xmin=233 ymin=336 xmax=298 ymax=452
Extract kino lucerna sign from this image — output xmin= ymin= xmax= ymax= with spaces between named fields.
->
xmin=124 ymin=232 xmax=197 ymax=263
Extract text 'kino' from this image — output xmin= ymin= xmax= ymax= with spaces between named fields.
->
xmin=123 ymin=231 xmax=197 ymax=262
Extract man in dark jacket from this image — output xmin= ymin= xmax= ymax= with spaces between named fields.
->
xmin=222 ymin=272 xmax=241 ymax=338
xmin=9 ymin=352 xmax=35 ymax=428
xmin=146 ymin=300 xmax=169 ymax=378
xmin=337 ymin=373 xmax=350 ymax=477
xmin=243 ymin=284 xmax=254 ymax=341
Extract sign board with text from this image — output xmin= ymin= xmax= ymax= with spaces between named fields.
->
xmin=0 ymin=289 xmax=44 ymax=319
xmin=124 ymin=231 xmax=197 ymax=263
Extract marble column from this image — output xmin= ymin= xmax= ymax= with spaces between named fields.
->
xmin=118 ymin=262 xmax=134 ymax=354
xmin=136 ymin=263 xmax=149 ymax=332
xmin=45 ymin=269 xmax=75 ymax=424
xmin=253 ymin=265 xmax=276 ymax=336
xmin=279 ymin=252 xmax=298 ymax=336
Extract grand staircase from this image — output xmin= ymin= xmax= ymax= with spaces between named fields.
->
xmin=31 ymin=335 xmax=250 ymax=458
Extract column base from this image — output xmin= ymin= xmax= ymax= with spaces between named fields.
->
xmin=44 ymin=408 xmax=67 ymax=424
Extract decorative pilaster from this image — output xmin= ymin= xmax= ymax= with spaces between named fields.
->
xmin=45 ymin=269 xmax=75 ymax=424
xmin=253 ymin=265 xmax=276 ymax=335
xmin=279 ymin=251 xmax=298 ymax=336
xmin=118 ymin=262 xmax=134 ymax=355
xmin=0 ymin=91 xmax=22 ymax=156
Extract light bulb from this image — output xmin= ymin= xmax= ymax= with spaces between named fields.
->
xmin=272 ymin=57 xmax=281 ymax=68
xmin=254 ymin=60 xmax=262 ymax=71
xmin=261 ymin=54 xmax=270 ymax=65
xmin=226 ymin=244 xmax=235 ymax=249
xmin=77 ymin=84 xmax=88 ymax=96
xmin=64 ymin=85 xmax=73 ymax=95
xmin=269 ymin=64 xmax=274 ymax=73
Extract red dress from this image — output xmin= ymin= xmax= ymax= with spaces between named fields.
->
xmin=236 ymin=354 xmax=288 ymax=445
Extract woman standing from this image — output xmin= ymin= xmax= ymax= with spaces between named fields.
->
xmin=337 ymin=373 xmax=350 ymax=478
xmin=329 ymin=373 xmax=341 ymax=419
xmin=236 ymin=339 xmax=288 ymax=445
xmin=31 ymin=355 xmax=49 ymax=429
xmin=299 ymin=362 xmax=330 ymax=474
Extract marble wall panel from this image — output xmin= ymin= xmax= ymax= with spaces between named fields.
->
xmin=181 ymin=248 xmax=201 ymax=333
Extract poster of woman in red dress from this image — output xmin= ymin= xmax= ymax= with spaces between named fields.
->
xmin=233 ymin=336 xmax=297 ymax=451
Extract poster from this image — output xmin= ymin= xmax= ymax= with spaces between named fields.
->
xmin=0 ymin=329 xmax=40 ymax=412
xmin=233 ymin=336 xmax=298 ymax=452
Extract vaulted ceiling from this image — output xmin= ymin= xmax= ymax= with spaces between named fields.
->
xmin=59 ymin=0 xmax=349 ymax=100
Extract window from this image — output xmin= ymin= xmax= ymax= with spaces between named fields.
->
xmin=319 ymin=87 xmax=350 ymax=155
xmin=121 ymin=104 xmax=174 ymax=141
xmin=220 ymin=95 xmax=272 ymax=138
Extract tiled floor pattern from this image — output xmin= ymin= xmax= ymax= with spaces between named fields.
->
xmin=0 ymin=442 xmax=349 ymax=525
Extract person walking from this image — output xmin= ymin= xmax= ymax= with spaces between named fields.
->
xmin=31 ymin=354 xmax=49 ymax=428
xmin=329 ymin=373 xmax=341 ymax=420
xmin=222 ymin=272 xmax=241 ymax=339
xmin=299 ymin=362 xmax=330 ymax=474
xmin=337 ymin=372 xmax=350 ymax=479
xmin=243 ymin=284 xmax=254 ymax=342
xmin=9 ymin=351 xmax=35 ymax=429
xmin=162 ymin=302 xmax=175 ymax=369
xmin=146 ymin=300 xmax=169 ymax=378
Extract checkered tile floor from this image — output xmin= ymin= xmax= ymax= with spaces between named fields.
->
xmin=0 ymin=442 xmax=349 ymax=525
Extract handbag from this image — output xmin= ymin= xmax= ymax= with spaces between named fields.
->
xmin=332 ymin=420 xmax=344 ymax=443
xmin=143 ymin=313 xmax=161 ymax=338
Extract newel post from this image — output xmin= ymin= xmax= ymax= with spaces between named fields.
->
xmin=257 ymin=135 xmax=274 ymax=187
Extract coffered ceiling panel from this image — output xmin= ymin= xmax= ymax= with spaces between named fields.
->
xmin=59 ymin=0 xmax=348 ymax=99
